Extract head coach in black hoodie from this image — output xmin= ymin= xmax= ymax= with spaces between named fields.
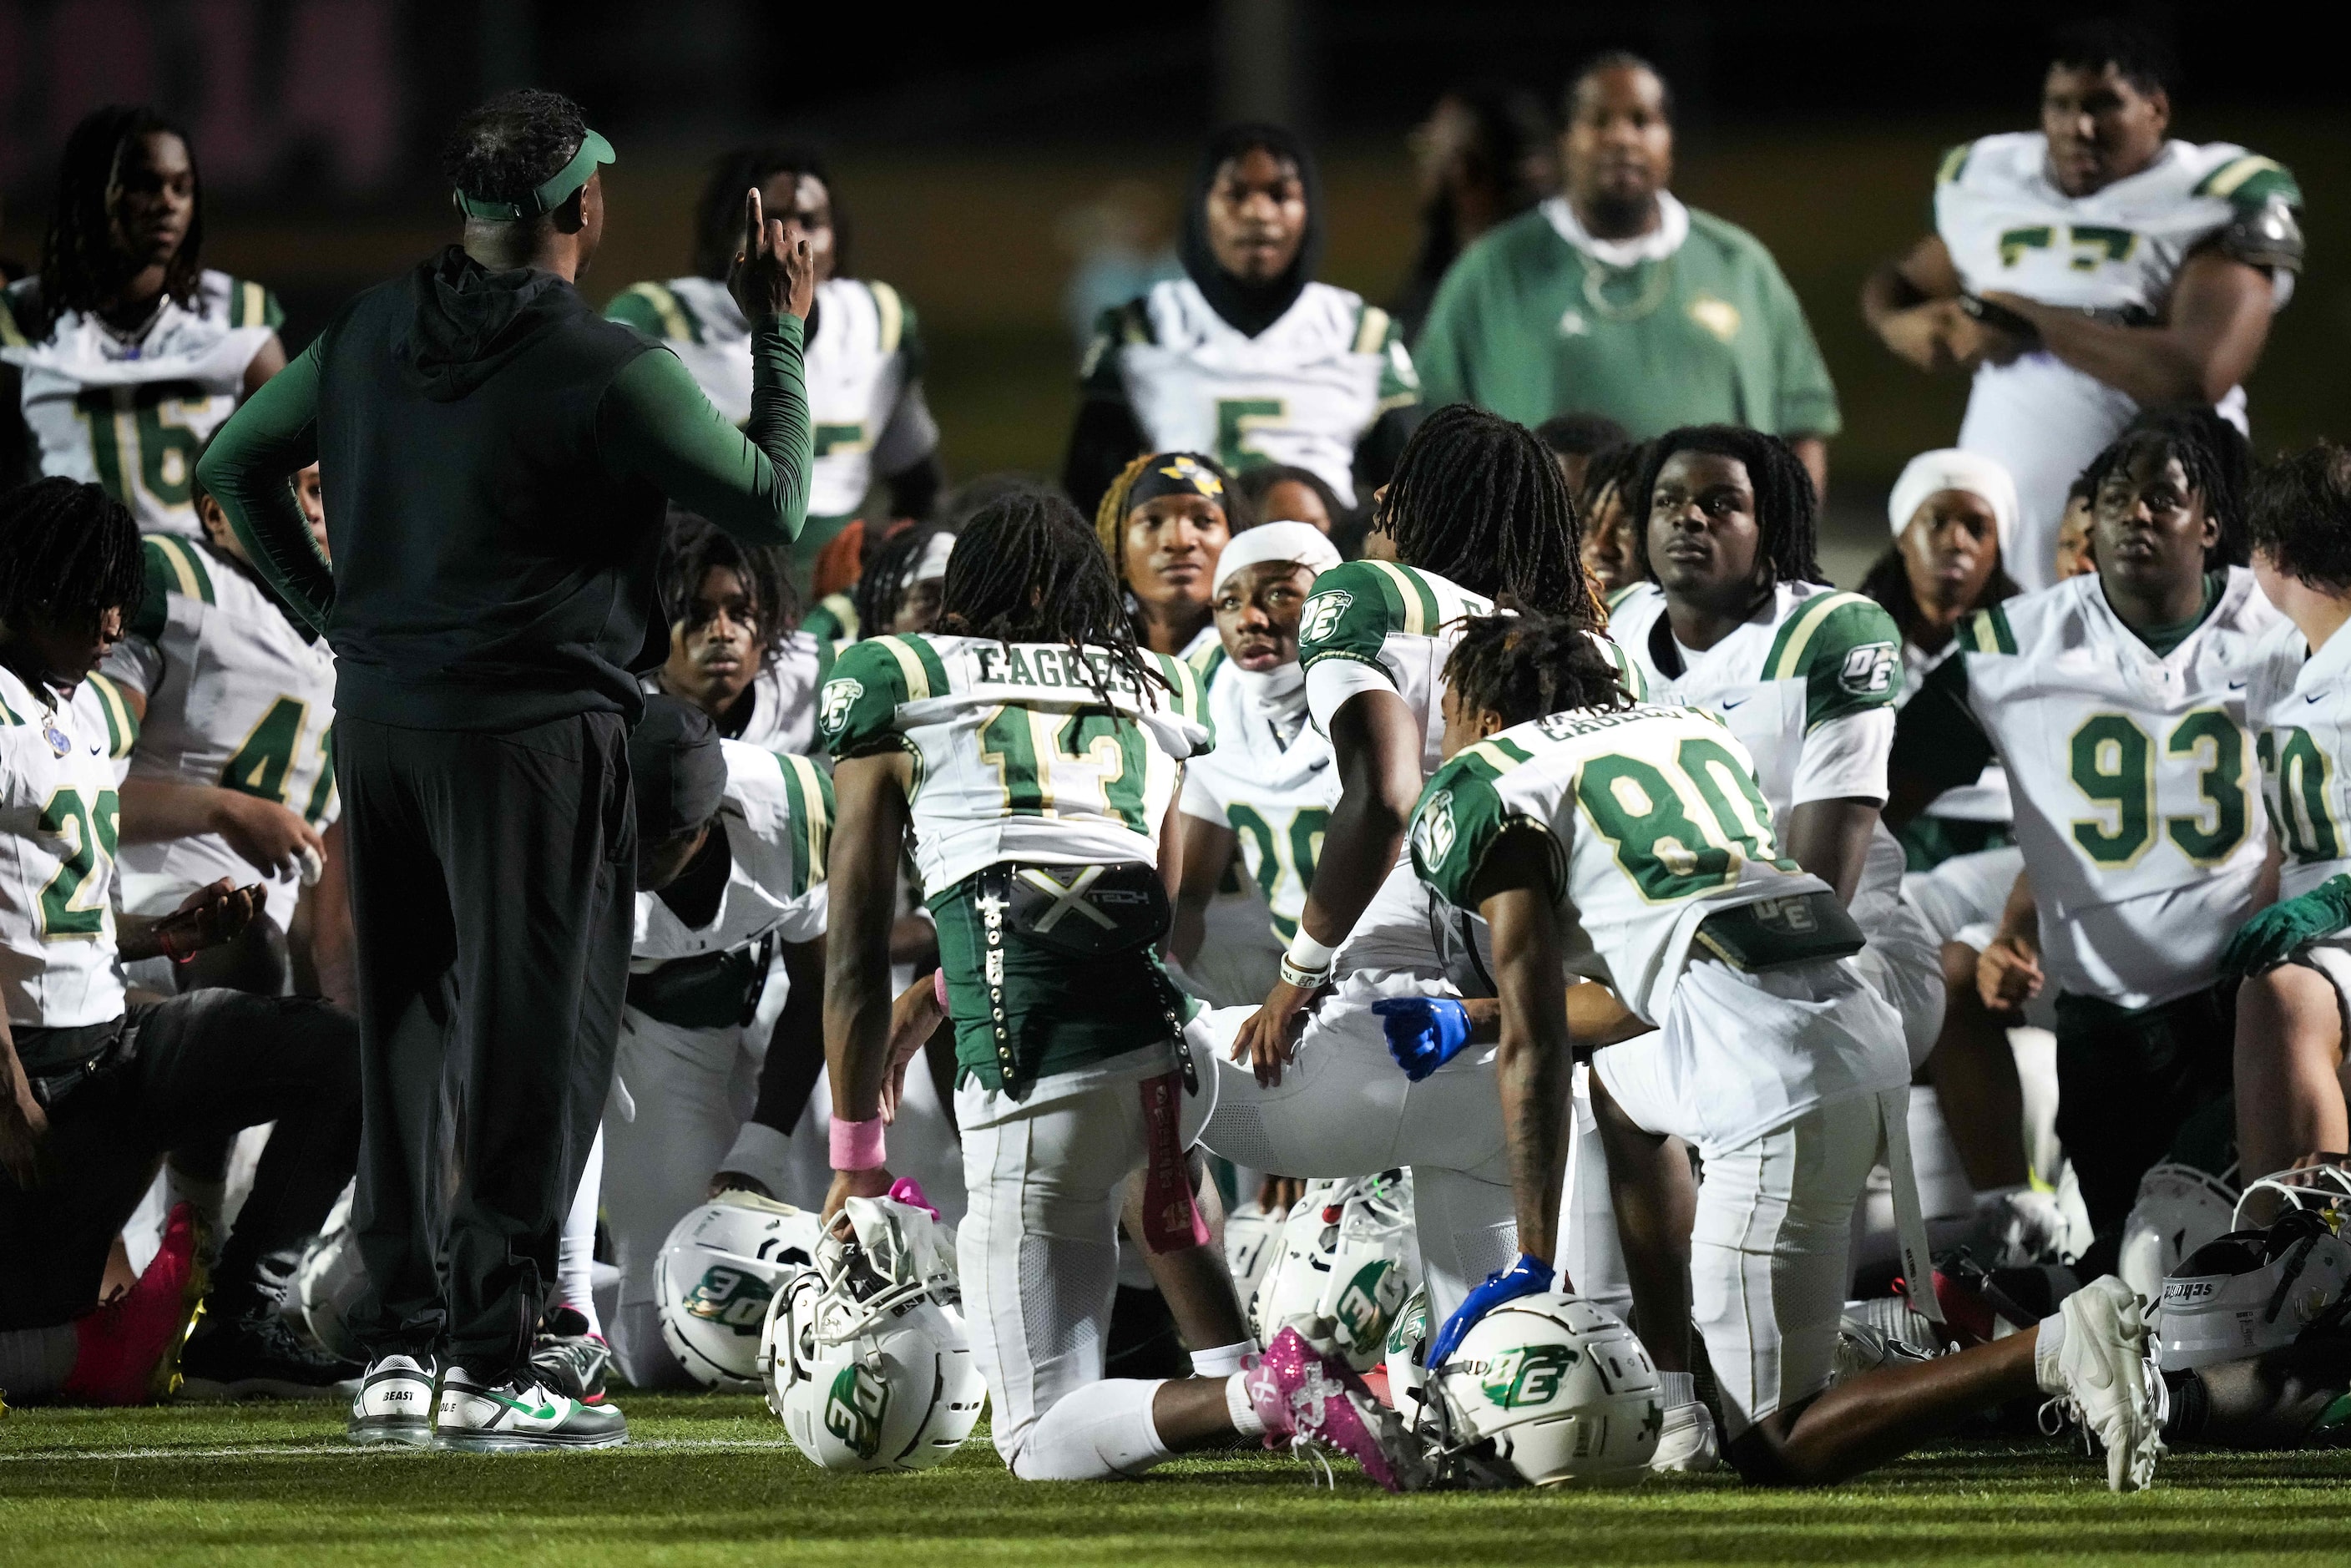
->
xmin=196 ymin=89 xmax=814 ymax=1450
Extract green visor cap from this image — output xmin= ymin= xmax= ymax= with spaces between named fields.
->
xmin=455 ymin=129 xmax=615 ymax=220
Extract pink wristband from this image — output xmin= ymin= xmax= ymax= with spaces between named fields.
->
xmin=933 ymin=968 xmax=948 ymax=1009
xmin=831 ymin=1115 xmax=887 ymax=1171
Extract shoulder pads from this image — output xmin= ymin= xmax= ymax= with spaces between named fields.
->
xmin=2219 ymin=195 xmax=2304 ymax=274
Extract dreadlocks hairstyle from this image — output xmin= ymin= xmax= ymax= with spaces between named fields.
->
xmin=2247 ymin=442 xmax=2351 ymax=593
xmin=1573 ymin=439 xmax=1646 ymax=518
xmin=440 ymin=89 xmax=589 ymax=219
xmin=1444 ymin=612 xmax=1631 ymax=730
xmin=658 ymin=508 xmax=797 ymax=667
xmin=944 ymin=489 xmax=1167 ymax=706
xmin=691 ymin=146 xmax=839 ymax=281
xmin=1629 ymin=424 xmax=1826 ymax=590
xmin=2080 ymin=411 xmax=2252 ymax=569
xmin=0 ymin=478 xmax=144 ymax=638
xmin=35 ymin=106 xmax=205 ymax=335
xmin=1378 ymin=402 xmax=1598 ymax=626
xmin=852 ymin=523 xmax=953 ymax=639
xmin=1090 ymin=450 xmax=1243 ymax=590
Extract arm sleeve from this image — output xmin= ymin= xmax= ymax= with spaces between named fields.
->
xmin=1888 ymin=652 xmax=1998 ymax=801
xmin=601 ymin=313 xmax=811 ymax=547
xmin=198 ymin=341 xmax=332 ymax=632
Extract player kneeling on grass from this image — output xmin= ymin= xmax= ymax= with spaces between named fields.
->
xmin=1408 ymin=612 xmax=2165 ymax=1490
xmin=0 ymin=478 xmax=361 ymax=1405
xmin=818 ymin=490 xmax=1421 ymax=1486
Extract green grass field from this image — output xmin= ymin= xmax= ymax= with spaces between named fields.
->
xmin=5 ymin=1397 xmax=2351 ymax=1567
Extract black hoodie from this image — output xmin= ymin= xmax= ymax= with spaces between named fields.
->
xmin=1178 ymin=122 xmax=1326 ymax=340
xmin=313 ymin=245 xmax=665 ymax=730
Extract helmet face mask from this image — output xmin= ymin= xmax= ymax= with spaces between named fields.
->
xmin=759 ymin=1193 xmax=986 ymax=1473
xmin=655 ymin=1191 xmax=823 ymax=1389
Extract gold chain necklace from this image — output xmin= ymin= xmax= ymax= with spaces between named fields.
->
xmin=1580 ymin=254 xmax=1673 ymax=321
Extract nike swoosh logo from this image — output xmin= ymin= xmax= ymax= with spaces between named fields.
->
xmin=2311 ymin=694 xmax=2327 ymax=704
xmin=2228 ymin=681 xmax=2246 ymax=690
xmin=479 ymin=1390 xmax=559 ymax=1420
xmin=1720 ymin=696 xmax=1749 ymax=710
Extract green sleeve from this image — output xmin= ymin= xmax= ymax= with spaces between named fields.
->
xmin=1295 ymin=559 xmax=1403 ymax=678
xmin=1756 ymin=247 xmax=1840 ymax=438
xmin=1888 ymin=652 xmax=1996 ymax=801
xmin=771 ymin=751 xmax=837 ymax=897
xmin=198 ymin=340 xmax=332 ymax=631
xmin=817 ymin=638 xmax=912 ymax=760
xmin=1409 ymin=753 xmax=1556 ymax=908
xmin=601 ymin=313 xmax=811 ymax=547
xmin=1785 ymin=596 xmax=1903 ymax=730
xmin=602 ymin=286 xmax=672 ymax=336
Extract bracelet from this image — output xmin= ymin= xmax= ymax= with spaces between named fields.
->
xmin=830 ymin=1115 xmax=887 ymax=1171
xmin=933 ymin=967 xmax=948 ymax=1009
xmin=1279 ymin=953 xmax=1332 ymax=990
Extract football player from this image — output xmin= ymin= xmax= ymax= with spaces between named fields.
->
xmin=1605 ymin=427 xmax=1945 ymax=1071
xmin=1234 ymin=463 xmax=1341 ymax=538
xmin=1063 ymin=124 xmax=1420 ymax=520
xmin=1888 ymin=417 xmax=2278 ymax=1243
xmin=606 ymin=148 xmax=940 ymax=594
xmin=1092 ymin=452 xmax=1238 ymax=659
xmin=1415 ymin=613 xmax=2163 ymax=1490
xmin=645 ymin=509 xmax=827 ymax=754
xmin=2222 ymin=443 xmax=2351 ymax=1184
xmin=588 ymin=697 xmax=834 ymax=1388
xmin=1576 ymin=439 xmax=1649 ymax=601
xmin=0 ymin=109 xmax=286 ymax=537
xmin=818 ymin=492 xmax=1421 ymax=1486
xmin=1862 ymin=21 xmax=2303 ymax=589
xmin=0 ymin=478 xmax=358 ymax=1403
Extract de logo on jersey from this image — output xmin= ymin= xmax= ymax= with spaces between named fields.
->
xmin=1413 ymin=788 xmax=1456 ymax=867
xmin=1298 ymin=589 xmax=1352 ymax=645
xmin=1838 ymin=641 xmax=1898 ymax=698
xmin=817 ymin=678 xmax=863 ymax=736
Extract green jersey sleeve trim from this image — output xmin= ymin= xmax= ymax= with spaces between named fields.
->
xmin=1598 ymin=634 xmax=1647 ymax=701
xmin=1935 ymin=142 xmax=1974 ymax=186
xmin=2198 ymin=154 xmax=2303 ymax=209
xmin=1767 ymin=594 xmax=1903 ymax=731
xmin=606 ymin=281 xmax=700 ymax=343
xmin=1151 ymin=650 xmax=1208 ymax=728
xmin=773 ymin=750 xmax=836 ymax=896
xmin=1296 ymin=559 xmax=1408 ymax=676
xmin=868 ymin=281 xmax=906 ymax=357
xmin=1189 ymin=642 xmax=1227 ymax=689
xmin=1958 ymin=604 xmax=2019 ymax=655
xmin=1410 ymin=747 xmax=1560 ymax=910
xmin=819 ymin=637 xmax=914 ymax=759
xmin=83 ymin=672 xmax=139 ymax=758
xmin=146 ymin=534 xmax=217 ymax=605
xmin=802 ymin=591 xmax=860 ymax=645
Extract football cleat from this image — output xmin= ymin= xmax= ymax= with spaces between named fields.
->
xmin=59 ymin=1202 xmax=209 ymax=1405
xmin=2039 ymin=1275 xmax=2163 ymax=1492
xmin=433 ymin=1367 xmax=628 ymax=1451
xmin=1648 ymin=1400 xmax=1719 ymax=1473
xmin=1246 ymin=1325 xmax=1428 ymax=1492
xmin=347 ymin=1354 xmax=436 ymax=1446
xmin=179 ymin=1308 xmax=363 ymax=1401
xmin=532 ymin=1307 xmax=613 ymax=1404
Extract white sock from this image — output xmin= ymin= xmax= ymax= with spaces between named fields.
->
xmin=1014 ymin=1378 xmax=1174 ymax=1480
xmin=1226 ymin=1370 xmax=1266 ymax=1438
xmin=2034 ymin=1310 xmax=2066 ymax=1393
xmin=0 ymin=1324 xmax=79 ymax=1403
xmin=1190 ymin=1337 xmax=1257 ymax=1379
xmin=554 ymin=1130 xmax=604 ymax=1338
xmin=1659 ymin=1370 xmax=1697 ymax=1408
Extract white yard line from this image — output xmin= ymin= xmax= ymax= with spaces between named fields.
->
xmin=0 ymin=1435 xmax=801 ymax=1464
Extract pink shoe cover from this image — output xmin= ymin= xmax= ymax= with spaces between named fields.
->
xmin=1246 ymin=1326 xmax=1416 ymax=1492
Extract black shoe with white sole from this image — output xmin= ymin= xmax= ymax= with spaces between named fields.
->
xmin=178 ymin=1309 xmax=364 ymax=1401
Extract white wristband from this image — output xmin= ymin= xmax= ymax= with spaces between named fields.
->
xmin=1284 ymin=930 xmax=1338 ymax=972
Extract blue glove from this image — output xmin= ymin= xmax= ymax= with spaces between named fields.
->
xmin=1426 ymin=1254 xmax=1555 ymax=1368
xmin=2220 ymin=874 xmax=2351 ymax=979
xmin=1373 ymin=995 xmax=1473 ymax=1082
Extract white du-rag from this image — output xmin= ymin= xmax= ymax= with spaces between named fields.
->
xmin=1887 ymin=448 xmax=2020 ymax=559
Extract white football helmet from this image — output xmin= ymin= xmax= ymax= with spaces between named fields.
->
xmin=760 ymin=1193 xmax=985 ymax=1472
xmin=1428 ymin=1292 xmax=1662 ymax=1488
xmin=2156 ymin=1210 xmax=2351 ymax=1371
xmin=2235 ymin=1163 xmax=2351 ymax=1229
xmin=291 ymin=1184 xmax=367 ymax=1361
xmin=1251 ymin=1171 xmax=1419 ymax=1372
xmin=1222 ymin=1200 xmax=1286 ymax=1326
xmin=2117 ymin=1161 xmax=2239 ymax=1305
xmin=655 ymin=1191 xmax=823 ymax=1389
xmin=1384 ymin=1285 xmax=1433 ymax=1430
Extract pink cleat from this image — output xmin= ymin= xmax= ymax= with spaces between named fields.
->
xmin=61 ymin=1202 xmax=209 ymax=1405
xmin=1245 ymin=1326 xmax=1426 ymax=1492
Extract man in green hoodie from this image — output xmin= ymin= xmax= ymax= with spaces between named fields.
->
xmin=196 ymin=89 xmax=814 ymax=1451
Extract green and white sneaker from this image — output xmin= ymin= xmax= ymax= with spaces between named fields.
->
xmin=432 ymin=1366 xmax=628 ymax=1451
xmin=348 ymin=1354 xmax=437 ymax=1447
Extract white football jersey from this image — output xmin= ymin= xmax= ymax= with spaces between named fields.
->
xmin=1928 ymin=569 xmax=2280 ymax=1006
xmin=634 ymin=743 xmax=832 ymax=967
xmin=1 ymin=665 xmax=133 ymax=1028
xmin=640 ymin=631 xmax=828 ymax=758
xmin=1179 ymin=647 xmax=1340 ymax=943
xmin=605 ymin=275 xmax=932 ymax=519
xmin=1 ymin=271 xmax=281 ymax=538
xmin=103 ymin=534 xmax=337 ymax=933
xmin=1090 ymin=279 xmax=1418 ymax=508
xmin=1935 ymin=135 xmax=2300 ymax=588
xmin=817 ymin=633 xmax=1211 ymax=897
xmin=2245 ymin=616 xmax=2351 ymax=903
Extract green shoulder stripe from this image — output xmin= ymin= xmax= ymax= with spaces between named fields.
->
xmin=1409 ymin=746 xmax=1550 ymax=909
xmin=1598 ymin=632 xmax=1647 ymax=702
xmin=869 ymin=281 xmax=905 ymax=356
xmin=145 ymin=534 xmax=216 ymax=605
xmin=1352 ymin=304 xmax=1393 ymax=356
xmin=1188 ymin=641 xmax=1227 ymax=690
xmin=0 ymin=687 xmax=20 ymax=725
xmin=1959 ymin=604 xmax=2019 ymax=655
xmin=84 ymin=672 xmax=139 ymax=758
xmin=802 ymin=591 xmax=860 ymax=645
xmin=1297 ymin=559 xmax=1410 ymax=675
xmin=1153 ymin=649 xmax=1208 ymax=727
xmin=607 ymin=281 xmax=700 ymax=343
xmin=1935 ymin=141 xmax=1974 ymax=186
xmin=818 ymin=636 xmax=916 ymax=760
xmin=1604 ymin=581 xmax=1648 ymax=615
xmin=1765 ymin=592 xmax=1903 ymax=731
xmin=2197 ymin=154 xmax=2302 ymax=209
xmin=772 ymin=751 xmax=836 ymax=896
xmin=225 ymin=278 xmax=284 ymax=331
xmin=1762 ymin=591 xmax=1880 ymax=679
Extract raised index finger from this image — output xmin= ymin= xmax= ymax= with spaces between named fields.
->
xmin=744 ymin=187 xmax=765 ymax=259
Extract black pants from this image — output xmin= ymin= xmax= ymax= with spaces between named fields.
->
xmin=0 ymin=992 xmax=360 ymax=1330
xmin=337 ymin=712 xmax=633 ymax=1374
xmin=2055 ymin=982 xmax=2237 ymax=1238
